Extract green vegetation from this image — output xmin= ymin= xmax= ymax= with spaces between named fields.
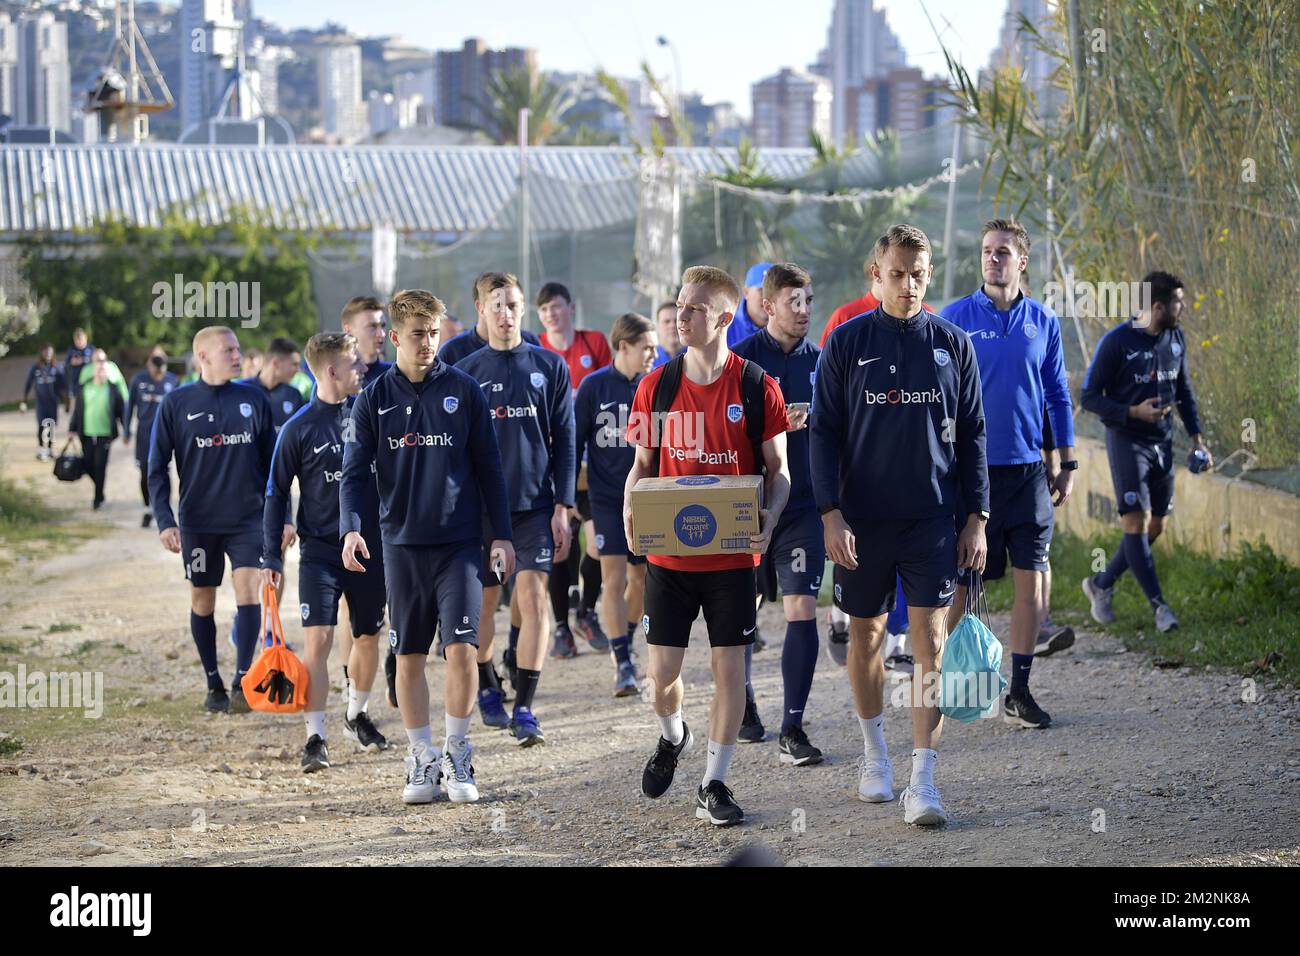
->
xmin=0 ymin=734 xmax=23 ymax=757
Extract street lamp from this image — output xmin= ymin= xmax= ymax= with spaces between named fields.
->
xmin=656 ymin=35 xmax=683 ymax=140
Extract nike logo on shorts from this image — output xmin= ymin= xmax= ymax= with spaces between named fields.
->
xmin=187 ymin=412 xmax=206 ymax=420
xmin=454 ymin=627 xmax=474 ymax=635
xmin=378 ymin=405 xmax=398 ymax=415
xmin=312 ymin=442 xmax=330 ymax=454
xmin=743 ymin=626 xmax=756 ymax=636
xmin=857 ymin=357 xmax=880 ymax=366
xmin=600 ymin=401 xmax=618 ymax=410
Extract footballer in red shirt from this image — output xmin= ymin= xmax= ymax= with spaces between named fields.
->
xmin=537 ymin=282 xmax=613 ymax=395
xmin=622 ymin=265 xmax=790 ymax=827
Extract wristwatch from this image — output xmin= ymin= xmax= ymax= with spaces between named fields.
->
xmin=1059 ymin=459 xmax=1079 ymax=471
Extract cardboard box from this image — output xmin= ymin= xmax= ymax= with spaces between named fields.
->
xmin=629 ymin=475 xmax=763 ymax=557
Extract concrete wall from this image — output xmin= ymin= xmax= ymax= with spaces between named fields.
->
xmin=1057 ymin=437 xmax=1300 ymax=565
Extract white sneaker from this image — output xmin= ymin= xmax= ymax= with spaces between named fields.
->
xmin=402 ymin=748 xmax=441 ymax=804
xmin=1154 ymin=602 xmax=1180 ymax=633
xmin=440 ymin=737 xmax=480 ymax=803
xmin=857 ymin=755 xmax=894 ymax=803
xmin=901 ymin=783 xmax=947 ymax=826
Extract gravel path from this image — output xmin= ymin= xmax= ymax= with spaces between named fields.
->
xmin=1 ymin=412 xmax=1296 ymax=866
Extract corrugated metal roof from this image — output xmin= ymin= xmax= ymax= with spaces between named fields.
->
xmin=0 ymin=144 xmax=818 ymax=237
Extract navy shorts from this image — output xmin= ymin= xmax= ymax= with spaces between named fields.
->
xmin=758 ymin=509 xmax=825 ymax=603
xmin=832 ymin=515 xmax=957 ymax=617
xmin=643 ymin=564 xmax=757 ymax=649
xmin=485 ymin=508 xmax=553 ymax=581
xmin=961 ymin=463 xmax=1054 ymax=582
xmin=1107 ymin=430 xmax=1174 ymax=516
xmin=590 ymin=495 xmax=645 ymax=566
xmin=384 ymin=541 xmax=483 ymax=657
xmin=181 ymin=527 xmax=261 ymax=588
xmin=298 ymin=557 xmax=387 ymax=638
xmin=575 ymin=489 xmax=593 ymax=523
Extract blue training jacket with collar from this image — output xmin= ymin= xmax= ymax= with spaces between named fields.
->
xmin=810 ymin=306 xmax=990 ymax=522
xmin=148 ymin=379 xmax=276 ymax=533
xmin=941 ymin=287 xmax=1074 ymax=465
xmin=438 ymin=327 xmax=541 ymax=366
xmin=340 ymin=361 xmax=511 ymax=547
xmin=574 ymin=364 xmax=644 ymax=507
xmin=1081 ymin=319 xmax=1201 ymax=443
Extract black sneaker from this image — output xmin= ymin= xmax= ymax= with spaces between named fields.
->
xmin=1004 ymin=689 xmax=1052 ymax=729
xmin=738 ymin=697 xmax=765 ymax=743
xmin=384 ymin=652 xmax=398 ymax=708
xmin=302 ymin=734 xmax=330 ymax=773
xmin=778 ymin=726 xmax=824 ymax=766
xmin=641 ymin=723 xmax=694 ymax=799
xmin=204 ymin=686 xmax=229 ymax=713
xmin=695 ymin=780 xmax=745 ymax=826
xmin=343 ymin=710 xmax=389 ymax=752
xmin=229 ymin=684 xmax=250 ymax=714
xmin=1034 ymin=625 xmax=1076 ymax=657
xmin=141 ymin=512 xmax=152 ymax=528
xmin=502 ymin=646 xmax=519 ymax=697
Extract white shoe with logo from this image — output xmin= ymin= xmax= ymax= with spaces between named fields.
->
xmin=440 ymin=737 xmax=480 ymax=803
xmin=857 ymin=755 xmax=895 ymax=803
xmin=402 ymin=747 xmax=441 ymax=804
xmin=901 ymin=783 xmax=947 ymax=826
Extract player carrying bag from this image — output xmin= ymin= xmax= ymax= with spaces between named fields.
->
xmin=241 ymin=583 xmax=309 ymax=713
xmin=939 ymin=571 xmax=1007 ymax=722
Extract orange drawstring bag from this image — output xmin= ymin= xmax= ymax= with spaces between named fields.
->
xmin=239 ymin=583 xmax=309 ymax=713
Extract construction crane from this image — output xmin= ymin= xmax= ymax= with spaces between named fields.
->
xmin=85 ymin=0 xmax=173 ymax=143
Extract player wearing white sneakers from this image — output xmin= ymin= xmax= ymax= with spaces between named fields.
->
xmin=340 ymin=290 xmax=515 ymax=804
xmin=811 ymin=225 xmax=989 ymax=827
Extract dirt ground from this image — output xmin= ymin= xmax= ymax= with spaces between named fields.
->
xmin=0 ymin=409 xmax=1297 ymax=867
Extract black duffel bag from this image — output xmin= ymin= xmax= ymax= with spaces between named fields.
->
xmin=53 ymin=436 xmax=85 ymax=482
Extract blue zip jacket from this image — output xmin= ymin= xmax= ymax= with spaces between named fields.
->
xmin=148 ymin=379 xmax=276 ymax=533
xmin=726 ymin=299 xmax=762 ymax=348
xmin=811 ymin=307 xmax=989 ymax=521
xmin=127 ymin=370 xmax=179 ymax=463
xmin=574 ymin=365 xmax=644 ymax=507
xmin=24 ymin=363 xmax=67 ymax=417
xmin=340 ymin=361 xmax=511 ymax=547
xmin=438 ymin=326 xmax=541 ymax=366
xmin=237 ymin=376 xmax=305 ymax=431
xmin=455 ymin=342 xmax=576 ymax=513
xmin=732 ymin=328 xmax=819 ymax=517
xmin=941 ymin=288 xmax=1074 ymax=465
xmin=362 ymin=359 xmax=391 ymax=389
xmin=1081 ymin=319 xmax=1201 ymax=442
xmin=263 ymin=393 xmax=381 ymax=573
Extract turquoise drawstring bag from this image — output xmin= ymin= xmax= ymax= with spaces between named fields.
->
xmin=940 ymin=572 xmax=1007 ymax=722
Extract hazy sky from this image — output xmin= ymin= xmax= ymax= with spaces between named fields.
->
xmin=255 ymin=0 xmax=1003 ymax=112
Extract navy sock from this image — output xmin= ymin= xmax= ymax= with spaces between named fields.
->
xmin=744 ymin=642 xmax=754 ymax=700
xmin=190 ymin=612 xmax=222 ymax=689
xmin=478 ymin=661 xmax=500 ymax=692
xmin=1094 ymin=546 xmax=1130 ymax=590
xmin=780 ymin=619 xmax=819 ymax=733
xmin=508 ymin=625 xmax=520 ymax=654
xmin=579 ymin=555 xmax=602 ymax=613
xmin=610 ymin=635 xmax=631 ymax=665
xmin=514 ymin=668 xmax=540 ymax=713
xmin=1121 ymin=532 xmax=1165 ymax=606
xmin=1010 ymin=653 xmax=1034 ymax=695
xmin=233 ymin=603 xmax=260 ymax=687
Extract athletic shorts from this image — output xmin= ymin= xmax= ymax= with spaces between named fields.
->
xmin=643 ymin=563 xmax=756 ymax=649
xmin=1107 ymin=430 xmax=1174 ymax=516
xmin=298 ymin=557 xmax=387 ymax=638
xmin=958 ymin=463 xmax=1054 ymax=582
xmin=180 ymin=527 xmax=261 ymax=588
xmin=575 ymin=489 xmax=593 ymax=523
xmin=832 ymin=515 xmax=957 ymax=617
xmin=589 ymin=495 xmax=645 ymax=566
xmin=485 ymin=508 xmax=553 ymax=580
xmin=758 ymin=509 xmax=825 ymax=603
xmin=384 ymin=540 xmax=483 ymax=657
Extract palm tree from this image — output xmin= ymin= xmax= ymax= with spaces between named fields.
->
xmin=470 ymin=67 xmax=577 ymax=145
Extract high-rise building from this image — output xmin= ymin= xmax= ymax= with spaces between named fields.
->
xmin=0 ymin=12 xmax=17 ymax=121
xmin=395 ymin=68 xmax=436 ymax=126
xmin=14 ymin=9 xmax=71 ymax=132
xmin=846 ymin=67 xmax=952 ymax=140
xmin=435 ymin=37 xmax=536 ymax=130
xmin=180 ymin=0 xmax=249 ymax=131
xmin=827 ymin=0 xmax=906 ymax=143
xmin=751 ymin=68 xmax=832 ymax=149
xmin=991 ymin=0 xmax=1064 ymax=116
xmin=318 ymin=38 xmax=365 ymax=143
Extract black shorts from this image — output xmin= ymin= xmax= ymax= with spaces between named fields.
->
xmin=758 ymin=509 xmax=825 ymax=603
xmin=180 ymin=527 xmax=261 ymax=588
xmin=590 ymin=495 xmax=645 ymax=566
xmin=384 ymin=541 xmax=483 ymax=657
xmin=1107 ymin=430 xmax=1174 ymax=516
xmin=966 ymin=462 xmax=1054 ymax=581
xmin=643 ymin=563 xmax=757 ymax=648
xmin=298 ymin=557 xmax=387 ymax=638
xmin=832 ymin=515 xmax=957 ymax=617
xmin=485 ymin=508 xmax=554 ymax=580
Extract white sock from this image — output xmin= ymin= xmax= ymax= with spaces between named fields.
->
xmin=347 ymin=687 xmax=369 ymax=721
xmin=859 ymin=714 xmax=887 ymax=761
xmin=703 ymin=739 xmax=735 ymax=786
xmin=658 ymin=709 xmax=684 ymax=746
xmin=406 ymin=724 xmax=437 ymax=760
xmin=911 ymin=748 xmax=937 ymax=789
xmin=445 ymin=712 xmax=471 ymax=744
xmin=305 ymin=711 xmax=326 ymax=741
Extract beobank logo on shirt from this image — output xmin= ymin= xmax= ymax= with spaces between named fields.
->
xmin=667 ymin=445 xmax=738 ymax=466
xmin=492 ymin=403 xmax=538 ymax=420
xmin=864 ymin=387 xmax=941 ymax=406
xmin=193 ymin=430 xmax=252 ymax=448
xmin=388 ymin=432 xmax=454 ymax=449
